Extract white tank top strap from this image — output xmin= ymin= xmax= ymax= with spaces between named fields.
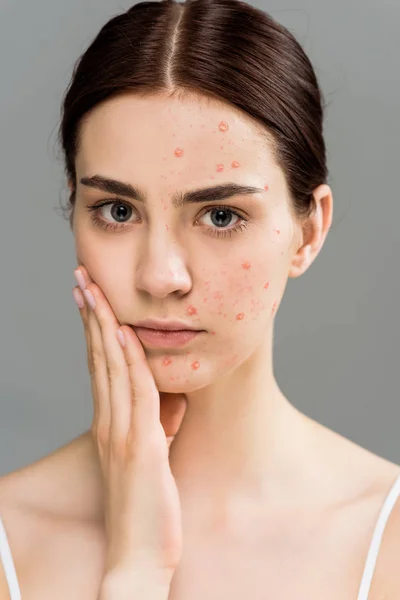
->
xmin=0 ymin=516 xmax=22 ymax=600
xmin=357 ymin=470 xmax=400 ymax=600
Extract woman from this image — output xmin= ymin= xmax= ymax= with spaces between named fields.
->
xmin=0 ymin=0 xmax=399 ymax=598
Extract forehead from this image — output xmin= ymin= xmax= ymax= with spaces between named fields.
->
xmin=75 ymin=93 xmax=284 ymax=195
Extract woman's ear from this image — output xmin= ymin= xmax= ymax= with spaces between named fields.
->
xmin=288 ymin=184 xmax=333 ymax=279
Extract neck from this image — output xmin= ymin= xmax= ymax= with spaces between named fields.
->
xmin=167 ymin=338 xmax=312 ymax=526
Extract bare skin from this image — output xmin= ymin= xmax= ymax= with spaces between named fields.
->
xmin=1 ymin=423 xmax=400 ymax=599
xmin=1 ymin=92 xmax=400 ymax=598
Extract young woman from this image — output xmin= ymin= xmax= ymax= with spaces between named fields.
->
xmin=1 ymin=0 xmax=399 ymax=598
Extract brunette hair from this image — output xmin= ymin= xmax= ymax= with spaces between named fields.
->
xmin=57 ymin=0 xmax=329 ymax=229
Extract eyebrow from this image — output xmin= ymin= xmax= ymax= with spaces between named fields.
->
xmin=79 ymin=175 xmax=265 ymax=208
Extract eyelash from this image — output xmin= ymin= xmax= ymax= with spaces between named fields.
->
xmin=85 ymin=198 xmax=250 ymax=239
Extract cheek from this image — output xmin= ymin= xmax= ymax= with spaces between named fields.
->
xmin=201 ymin=256 xmax=279 ymax=326
xmin=75 ymin=235 xmax=128 ymax=304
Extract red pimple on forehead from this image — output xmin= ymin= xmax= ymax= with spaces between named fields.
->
xmin=191 ymin=361 xmax=200 ymax=370
xmin=242 ymin=261 xmax=251 ymax=270
xmin=187 ymin=305 xmax=198 ymax=316
xmin=236 ymin=312 xmax=245 ymax=320
xmin=174 ymin=148 xmax=184 ymax=157
xmin=218 ymin=121 xmax=229 ymax=132
xmin=232 ymin=161 xmax=240 ymax=168
xmin=216 ymin=164 xmax=224 ymax=172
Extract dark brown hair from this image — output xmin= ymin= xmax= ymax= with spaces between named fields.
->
xmin=57 ymin=0 xmax=329 ymax=229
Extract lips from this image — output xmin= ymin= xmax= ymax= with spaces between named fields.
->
xmin=132 ymin=326 xmax=202 ymax=348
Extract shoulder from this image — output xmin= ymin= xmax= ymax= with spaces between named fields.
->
xmin=0 ymin=467 xmax=105 ymax=599
xmin=363 ymin=468 xmax=400 ymax=599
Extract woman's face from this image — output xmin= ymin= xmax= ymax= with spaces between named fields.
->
xmin=72 ymin=92 xmax=303 ymax=392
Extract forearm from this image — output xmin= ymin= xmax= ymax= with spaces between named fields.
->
xmin=98 ymin=568 xmax=173 ymax=600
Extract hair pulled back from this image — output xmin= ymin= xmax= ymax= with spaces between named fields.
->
xmin=58 ymin=0 xmax=328 ymax=228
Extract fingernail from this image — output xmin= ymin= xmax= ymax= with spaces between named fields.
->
xmin=74 ymin=269 xmax=86 ymax=292
xmin=72 ymin=288 xmax=84 ymax=309
xmin=83 ymin=289 xmax=96 ymax=310
xmin=117 ymin=329 xmax=126 ymax=347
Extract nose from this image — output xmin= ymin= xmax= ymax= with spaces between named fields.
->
xmin=135 ymin=229 xmax=192 ymax=299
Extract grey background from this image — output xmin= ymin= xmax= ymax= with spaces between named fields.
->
xmin=0 ymin=0 xmax=399 ymax=475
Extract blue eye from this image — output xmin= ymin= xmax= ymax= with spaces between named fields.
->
xmin=86 ymin=199 xmax=249 ymax=238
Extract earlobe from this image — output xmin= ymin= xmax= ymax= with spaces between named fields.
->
xmin=288 ymin=243 xmax=313 ymax=279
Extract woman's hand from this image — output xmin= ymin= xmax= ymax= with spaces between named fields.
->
xmin=72 ymin=266 xmax=187 ymax=583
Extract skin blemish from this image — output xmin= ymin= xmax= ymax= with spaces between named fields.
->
xmin=236 ymin=312 xmax=245 ymax=320
xmin=274 ymin=228 xmax=281 ymax=235
xmin=191 ymin=361 xmax=201 ymax=370
xmin=203 ymin=297 xmax=208 ymax=303
xmin=271 ymin=301 xmax=277 ymax=314
xmin=218 ymin=121 xmax=229 ymax=132
xmin=211 ymin=330 xmax=216 ymax=335
xmin=162 ymin=358 xmax=173 ymax=367
xmin=241 ymin=261 xmax=252 ymax=270
xmin=216 ymin=164 xmax=224 ymax=172
xmin=264 ymin=281 xmax=270 ymax=289
xmin=232 ymin=161 xmax=240 ymax=168
xmin=264 ymin=184 xmax=269 ymax=191
xmin=187 ymin=305 xmax=198 ymax=316
xmin=174 ymin=147 xmax=184 ymax=157
xmin=213 ymin=291 xmax=223 ymax=300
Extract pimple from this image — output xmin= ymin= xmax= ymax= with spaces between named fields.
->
xmin=174 ymin=147 xmax=184 ymax=157
xmin=203 ymin=297 xmax=208 ymax=303
xmin=232 ymin=161 xmax=240 ymax=168
xmin=264 ymin=185 xmax=269 ymax=191
xmin=273 ymin=228 xmax=281 ymax=235
xmin=263 ymin=281 xmax=270 ymax=289
xmin=271 ymin=300 xmax=277 ymax=314
xmin=218 ymin=121 xmax=229 ymax=132
xmin=216 ymin=164 xmax=224 ymax=172
xmin=241 ymin=261 xmax=252 ymax=270
xmin=162 ymin=358 xmax=173 ymax=367
xmin=187 ymin=305 xmax=198 ymax=316
xmin=191 ymin=361 xmax=201 ymax=370
xmin=236 ymin=312 xmax=245 ymax=320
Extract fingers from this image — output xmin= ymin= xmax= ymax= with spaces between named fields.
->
xmin=73 ymin=282 xmax=112 ymax=443
xmin=73 ymin=266 xmax=162 ymax=457
xmin=119 ymin=325 xmax=161 ymax=440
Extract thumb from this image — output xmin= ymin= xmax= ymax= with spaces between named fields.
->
xmin=159 ymin=393 xmax=188 ymax=440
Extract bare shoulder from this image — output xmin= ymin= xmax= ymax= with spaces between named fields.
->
xmin=0 ymin=433 xmax=106 ymax=599
xmin=310 ymin=416 xmax=400 ymax=599
xmin=365 ymin=468 xmax=400 ymax=599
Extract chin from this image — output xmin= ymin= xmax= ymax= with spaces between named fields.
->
xmin=150 ymin=363 xmax=212 ymax=394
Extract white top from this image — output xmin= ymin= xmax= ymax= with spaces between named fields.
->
xmin=1 ymin=471 xmax=400 ymax=600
